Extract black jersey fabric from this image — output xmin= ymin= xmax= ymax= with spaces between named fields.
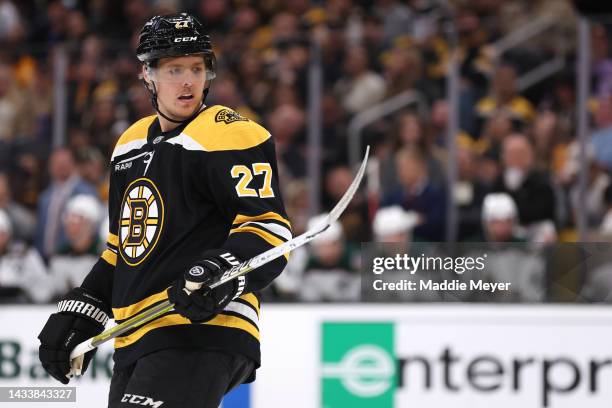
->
xmin=81 ymin=105 xmax=291 ymax=370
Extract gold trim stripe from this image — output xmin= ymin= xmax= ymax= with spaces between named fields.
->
xmin=114 ymin=313 xmax=260 ymax=349
xmin=229 ymin=226 xmax=289 ymax=261
xmin=115 ymin=115 xmax=156 ymax=146
xmin=101 ymin=249 xmax=117 ymax=266
xmin=112 ymin=288 xmax=168 ymax=321
xmin=182 ymin=106 xmax=270 ymax=152
xmin=232 ymin=212 xmax=291 ymax=228
xmin=112 ymin=290 xmax=260 ymax=322
xmin=107 ymin=233 xmax=119 ymax=247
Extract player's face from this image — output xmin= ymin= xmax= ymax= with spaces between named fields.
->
xmin=146 ymin=55 xmax=208 ymax=121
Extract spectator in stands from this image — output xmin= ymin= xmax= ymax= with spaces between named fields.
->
xmin=9 ymin=150 xmax=45 ymax=211
xmin=598 ymin=183 xmax=612 ymax=236
xmin=0 ymin=172 xmax=35 ymax=243
xmin=324 ymin=165 xmax=370 ymax=244
xmin=530 ymin=111 xmax=568 ymax=174
xmin=456 ymin=146 xmax=489 ymax=240
xmin=591 ymin=24 xmax=612 ymax=96
xmin=0 ymin=209 xmax=53 ymax=303
xmin=298 ymin=214 xmax=360 ymax=302
xmin=383 ymin=45 xmax=424 ymax=98
xmin=334 ymin=45 xmax=386 ymax=115
xmin=380 ymin=110 xmax=445 ymax=198
xmin=366 ymin=205 xmax=441 ymax=302
xmin=0 ymin=0 xmax=25 ymax=42
xmin=210 ymin=74 xmax=258 ymax=121
xmin=75 ymin=147 xmax=108 ymax=201
xmin=382 ymin=147 xmax=446 ymax=241
xmin=480 ymin=112 xmax=514 ymax=152
xmin=569 ymin=156 xmax=609 ymax=229
xmin=236 ymin=50 xmax=271 ymax=115
xmin=591 ymin=95 xmax=612 ymax=171
xmin=374 ymin=0 xmax=414 ymax=43
xmin=0 ymin=61 xmax=33 ymax=141
xmin=49 ymin=195 xmax=103 ymax=296
xmin=34 ymin=147 xmax=97 ymax=258
xmin=372 ymin=205 xmax=418 ymax=245
xmin=481 ymin=193 xmax=525 ymax=243
xmin=493 ymin=133 xmax=556 ymax=227
xmin=283 ymin=179 xmax=309 ymax=237
xmin=266 ymin=103 xmax=306 ymax=179
xmin=475 ymin=64 xmax=535 ymax=135
xmin=396 ymin=111 xmax=445 ymax=183
xmin=465 ymin=193 xmax=545 ymax=302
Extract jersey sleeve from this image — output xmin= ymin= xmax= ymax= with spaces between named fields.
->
xmin=204 ymin=136 xmax=292 ymax=295
xmin=80 ymin=167 xmax=121 ymax=307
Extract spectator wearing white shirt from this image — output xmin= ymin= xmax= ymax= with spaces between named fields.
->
xmin=0 ymin=209 xmax=52 ymax=303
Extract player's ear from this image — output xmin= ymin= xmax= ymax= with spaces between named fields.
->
xmin=141 ymin=65 xmax=152 ymax=86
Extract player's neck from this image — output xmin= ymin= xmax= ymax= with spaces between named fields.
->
xmin=158 ymin=116 xmax=181 ymax=133
xmin=157 ymin=104 xmax=206 ymax=132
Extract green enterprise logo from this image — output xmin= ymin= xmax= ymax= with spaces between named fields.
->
xmin=321 ymin=322 xmax=396 ymax=408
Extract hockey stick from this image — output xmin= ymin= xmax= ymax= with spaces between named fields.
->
xmin=68 ymin=146 xmax=370 ymax=374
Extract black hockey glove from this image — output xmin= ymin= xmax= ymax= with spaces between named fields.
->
xmin=38 ymin=288 xmax=110 ymax=384
xmin=167 ymin=249 xmax=246 ymax=323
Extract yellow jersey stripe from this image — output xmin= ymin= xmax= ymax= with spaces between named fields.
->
xmin=181 ymin=106 xmax=270 ymax=152
xmin=113 ymin=288 xmax=168 ymax=321
xmin=112 ymin=289 xmax=260 ymax=322
xmin=232 ymin=212 xmax=291 ymax=228
xmin=114 ymin=313 xmax=260 ymax=349
xmin=107 ymin=233 xmax=119 ymax=247
xmin=116 ymin=115 xmax=156 ymax=146
xmin=229 ymin=226 xmax=289 ymax=261
xmin=101 ymin=249 xmax=117 ymax=266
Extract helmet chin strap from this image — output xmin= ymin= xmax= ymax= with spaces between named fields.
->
xmin=142 ymin=78 xmax=212 ymax=125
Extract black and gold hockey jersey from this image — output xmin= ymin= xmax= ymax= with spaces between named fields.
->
xmin=81 ymin=105 xmax=291 ymax=370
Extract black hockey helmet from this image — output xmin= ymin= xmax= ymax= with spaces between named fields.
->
xmin=137 ymin=13 xmax=215 ymax=67
xmin=137 ymin=13 xmax=216 ymax=124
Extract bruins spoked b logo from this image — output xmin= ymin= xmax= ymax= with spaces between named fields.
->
xmin=119 ymin=178 xmax=164 ymax=266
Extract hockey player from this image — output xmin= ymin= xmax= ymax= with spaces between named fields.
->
xmin=38 ymin=13 xmax=291 ymax=407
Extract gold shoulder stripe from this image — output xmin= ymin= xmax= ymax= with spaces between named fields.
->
xmin=101 ymin=249 xmax=117 ymax=266
xmin=182 ymin=105 xmax=271 ymax=152
xmin=230 ymin=226 xmax=290 ymax=261
xmin=107 ymin=233 xmax=119 ymax=247
xmin=233 ymin=212 xmax=291 ymax=228
xmin=116 ymin=115 xmax=156 ymax=146
xmin=112 ymin=288 xmax=168 ymax=321
xmin=114 ymin=313 xmax=260 ymax=349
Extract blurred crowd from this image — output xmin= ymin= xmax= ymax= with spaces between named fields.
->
xmin=1 ymin=0 xmax=612 ymax=304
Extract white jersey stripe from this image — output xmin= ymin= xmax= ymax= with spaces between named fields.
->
xmin=224 ymin=301 xmax=259 ymax=326
xmin=111 ymin=139 xmax=148 ymax=161
xmin=239 ymin=221 xmax=292 ymax=241
xmin=165 ymin=133 xmax=207 ymax=151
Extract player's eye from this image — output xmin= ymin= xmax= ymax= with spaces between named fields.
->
xmin=169 ymin=67 xmax=183 ymax=76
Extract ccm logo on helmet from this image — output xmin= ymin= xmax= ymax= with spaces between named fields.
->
xmin=174 ymin=36 xmax=197 ymax=42
xmin=121 ymin=394 xmax=164 ymax=407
